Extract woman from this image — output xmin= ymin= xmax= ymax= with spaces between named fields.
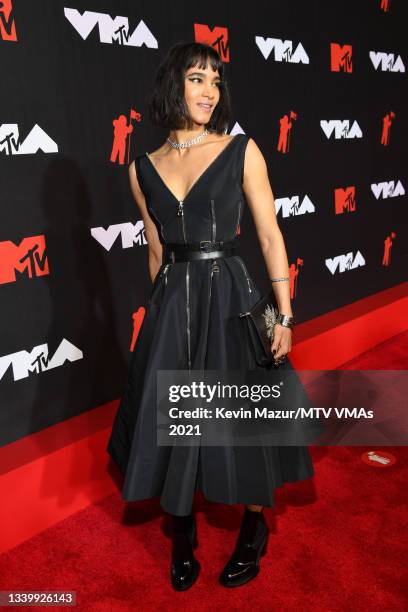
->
xmin=107 ymin=41 xmax=314 ymax=591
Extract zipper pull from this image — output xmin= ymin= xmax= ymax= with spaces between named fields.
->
xmin=212 ymin=259 xmax=219 ymax=274
xmin=177 ymin=201 xmax=184 ymax=216
xmin=163 ymin=263 xmax=170 ymax=285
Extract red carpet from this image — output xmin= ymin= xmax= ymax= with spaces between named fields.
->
xmin=0 ymin=332 xmax=407 ymax=610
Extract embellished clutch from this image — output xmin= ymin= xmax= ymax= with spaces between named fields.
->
xmin=239 ymin=291 xmax=280 ymax=367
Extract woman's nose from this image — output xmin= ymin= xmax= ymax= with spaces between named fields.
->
xmin=202 ymin=81 xmax=214 ymax=97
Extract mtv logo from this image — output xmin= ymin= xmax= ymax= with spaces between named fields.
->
xmin=194 ymin=23 xmax=229 ymax=62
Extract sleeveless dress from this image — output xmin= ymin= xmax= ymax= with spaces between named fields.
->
xmin=106 ymin=133 xmax=314 ymax=516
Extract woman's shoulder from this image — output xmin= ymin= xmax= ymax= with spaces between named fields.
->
xmin=128 ymin=152 xmax=150 ymax=176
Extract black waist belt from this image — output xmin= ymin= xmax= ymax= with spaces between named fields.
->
xmin=163 ymin=239 xmax=239 ymax=263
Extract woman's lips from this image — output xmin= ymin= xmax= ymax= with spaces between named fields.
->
xmin=197 ymin=103 xmax=212 ymax=111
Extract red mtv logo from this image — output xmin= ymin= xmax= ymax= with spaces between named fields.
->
xmin=0 ymin=0 xmax=17 ymax=41
xmin=0 ymin=235 xmax=49 ymax=284
xmin=330 ymin=43 xmax=352 ymax=72
xmin=330 ymin=43 xmax=353 ymax=72
xmin=194 ymin=24 xmax=229 ymax=62
xmin=334 ymin=187 xmax=356 ymax=214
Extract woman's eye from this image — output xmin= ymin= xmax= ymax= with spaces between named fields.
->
xmin=188 ymin=78 xmax=221 ymax=87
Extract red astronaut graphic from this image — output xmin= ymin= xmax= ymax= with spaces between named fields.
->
xmin=381 ymin=111 xmax=395 ymax=146
xmin=110 ymin=108 xmax=141 ymax=165
xmin=278 ymin=111 xmax=297 ymax=153
xmin=382 ymin=232 xmax=396 ymax=266
xmin=289 ymin=257 xmax=304 ymax=298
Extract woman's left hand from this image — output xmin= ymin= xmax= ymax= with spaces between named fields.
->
xmin=270 ymin=324 xmax=292 ymax=363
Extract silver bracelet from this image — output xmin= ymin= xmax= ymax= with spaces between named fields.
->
xmin=276 ymin=313 xmax=295 ymax=329
xmin=271 ymin=276 xmax=289 ymax=282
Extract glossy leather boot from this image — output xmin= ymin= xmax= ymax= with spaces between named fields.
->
xmin=219 ymin=508 xmax=269 ymax=588
xmin=170 ymin=513 xmax=200 ymax=591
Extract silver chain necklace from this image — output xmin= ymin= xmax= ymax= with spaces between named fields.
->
xmin=166 ymin=128 xmax=210 ymax=149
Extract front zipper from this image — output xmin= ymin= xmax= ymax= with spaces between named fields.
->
xmin=186 ymin=261 xmax=191 ymax=370
xmin=152 ymin=263 xmax=170 ymax=294
xmin=210 ymin=198 xmax=219 ymax=274
xmin=208 ymin=255 xmax=215 ymax=312
xmin=162 ymin=263 xmax=171 ymax=286
xmin=236 ymin=257 xmax=252 ymax=293
xmin=210 ymin=199 xmax=216 ymax=241
xmin=177 ymin=200 xmax=187 ymax=243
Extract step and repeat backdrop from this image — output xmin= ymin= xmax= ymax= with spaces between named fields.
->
xmin=1 ymin=0 xmax=407 ymax=445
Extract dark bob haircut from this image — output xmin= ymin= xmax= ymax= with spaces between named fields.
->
xmin=146 ymin=41 xmax=232 ymax=134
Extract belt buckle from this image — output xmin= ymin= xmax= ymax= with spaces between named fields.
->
xmin=199 ymin=240 xmax=213 ymax=251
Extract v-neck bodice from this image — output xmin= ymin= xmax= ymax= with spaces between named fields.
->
xmin=145 ymin=134 xmax=239 ymax=203
xmin=134 ymin=133 xmax=249 ymax=246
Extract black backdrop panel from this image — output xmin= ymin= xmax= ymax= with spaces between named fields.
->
xmin=0 ymin=0 xmax=407 ymax=446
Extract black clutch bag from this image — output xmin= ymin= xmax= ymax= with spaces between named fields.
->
xmin=239 ymin=290 xmax=280 ymax=367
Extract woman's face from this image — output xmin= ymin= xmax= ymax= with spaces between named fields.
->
xmin=183 ymin=61 xmax=221 ymax=127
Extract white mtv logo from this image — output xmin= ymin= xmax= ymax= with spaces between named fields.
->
xmin=255 ymin=36 xmax=309 ymax=63
xmin=371 ymin=180 xmax=405 ymax=199
xmin=275 ymin=195 xmax=315 ymax=218
xmin=325 ymin=251 xmax=365 ymax=275
xmin=64 ymin=8 xmax=158 ymax=47
xmin=369 ymin=51 xmax=405 ymax=73
xmin=0 ymin=124 xmax=58 ymax=155
xmin=320 ymin=120 xmax=362 ymax=139
xmin=0 ymin=339 xmax=83 ymax=382
xmin=91 ymin=221 xmax=147 ymax=250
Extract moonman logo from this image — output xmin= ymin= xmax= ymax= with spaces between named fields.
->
xmin=371 ymin=180 xmax=405 ymax=199
xmin=0 ymin=0 xmax=17 ymax=40
xmin=91 ymin=221 xmax=147 ymax=250
xmin=0 ymin=124 xmax=58 ymax=155
xmin=325 ymin=251 xmax=365 ymax=274
xmin=0 ymin=236 xmax=49 ymax=285
xmin=278 ymin=111 xmax=297 ymax=153
xmin=194 ymin=24 xmax=229 ymax=62
xmin=369 ymin=51 xmax=405 ymax=72
xmin=289 ymin=258 xmax=303 ymax=298
xmin=110 ymin=109 xmax=140 ymax=165
xmin=330 ymin=43 xmax=352 ymax=72
xmin=256 ymin=36 xmax=309 ymax=63
xmin=0 ymin=339 xmax=83 ymax=382
xmin=382 ymin=232 xmax=396 ymax=266
xmin=275 ymin=195 xmax=315 ymax=218
xmin=64 ymin=8 xmax=158 ymax=47
xmin=320 ymin=120 xmax=362 ymax=139
xmin=381 ymin=111 xmax=395 ymax=146
xmin=334 ymin=187 xmax=356 ymax=214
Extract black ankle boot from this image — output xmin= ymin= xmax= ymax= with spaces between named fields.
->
xmin=219 ymin=508 xmax=269 ymax=588
xmin=170 ymin=513 xmax=200 ymax=591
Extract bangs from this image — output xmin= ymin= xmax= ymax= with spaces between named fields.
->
xmin=185 ymin=47 xmax=224 ymax=78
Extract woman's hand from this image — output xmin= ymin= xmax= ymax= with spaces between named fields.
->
xmin=270 ymin=324 xmax=292 ymax=364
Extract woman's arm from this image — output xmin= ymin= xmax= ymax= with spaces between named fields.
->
xmin=128 ymin=160 xmax=163 ymax=283
xmin=242 ymin=138 xmax=293 ymax=360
